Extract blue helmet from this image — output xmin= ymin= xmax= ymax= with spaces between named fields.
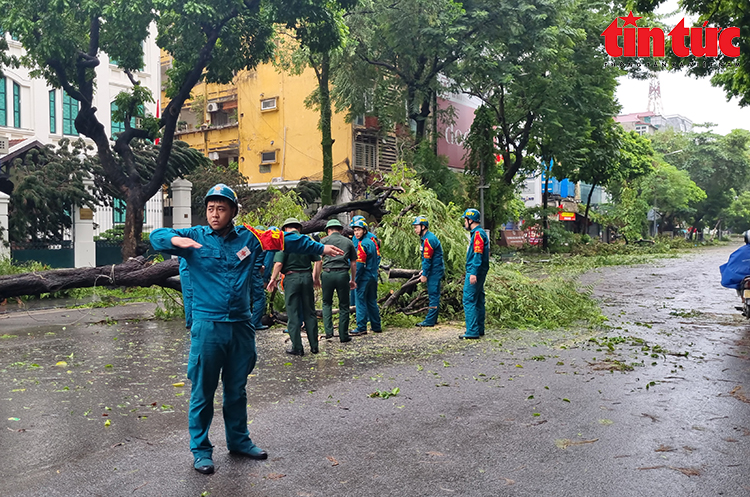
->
xmin=463 ymin=208 xmax=481 ymax=223
xmin=204 ymin=183 xmax=238 ymax=209
xmin=350 ymin=215 xmax=365 ymax=226
xmin=351 ymin=219 xmax=368 ymax=230
xmin=411 ymin=215 xmax=429 ymax=228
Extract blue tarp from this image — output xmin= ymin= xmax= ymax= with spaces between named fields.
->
xmin=719 ymin=244 xmax=750 ymax=289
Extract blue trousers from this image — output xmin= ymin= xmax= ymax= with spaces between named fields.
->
xmin=421 ymin=273 xmax=443 ymax=326
xmin=179 ymin=262 xmax=193 ymax=329
xmin=355 ymin=277 xmax=381 ymax=332
xmin=187 ymin=320 xmax=258 ymax=459
xmin=463 ymin=271 xmax=487 ymax=337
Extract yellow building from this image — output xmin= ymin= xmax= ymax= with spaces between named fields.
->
xmin=160 ymin=53 xmax=397 ymax=194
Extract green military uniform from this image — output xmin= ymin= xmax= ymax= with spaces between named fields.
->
xmin=320 ymin=221 xmax=357 ymax=341
xmin=274 ymin=233 xmax=321 ymax=354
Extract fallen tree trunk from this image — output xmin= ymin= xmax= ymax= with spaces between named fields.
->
xmin=0 ymin=257 xmax=180 ymax=300
xmin=0 ymin=190 xmax=408 ymax=299
xmin=299 ymin=187 xmax=402 ymax=234
xmin=387 ymin=268 xmax=419 ymax=279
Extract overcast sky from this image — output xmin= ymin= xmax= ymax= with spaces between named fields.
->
xmin=614 ymin=1 xmax=750 ymax=135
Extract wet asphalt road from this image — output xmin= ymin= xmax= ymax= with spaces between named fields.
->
xmin=1 ymin=244 xmax=748 ymax=496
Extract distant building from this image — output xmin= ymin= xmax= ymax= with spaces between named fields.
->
xmin=615 ymin=111 xmax=693 ymax=136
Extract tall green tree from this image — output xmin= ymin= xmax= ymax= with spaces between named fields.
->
xmin=456 ymin=0 xmax=623 ymax=191
xmin=651 ymin=128 xmax=750 ymax=229
xmin=335 ymin=0 xmax=491 ymax=144
xmin=275 ymin=2 xmax=353 ymax=206
xmin=640 ymin=161 xmax=706 ymax=233
xmin=571 ymin=128 xmax=654 ymax=233
xmin=463 ymin=105 xmax=526 ymax=232
xmin=0 ymin=0 xmax=349 ymax=260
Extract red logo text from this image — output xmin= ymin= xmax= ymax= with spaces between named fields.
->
xmin=602 ymin=11 xmax=740 ymax=58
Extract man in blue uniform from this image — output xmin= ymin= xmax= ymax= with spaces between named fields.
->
xmin=250 ymin=225 xmax=268 ymax=331
xmin=459 ymin=208 xmax=490 ymax=340
xmin=412 ymin=216 xmax=444 ymax=327
xmin=349 ymin=215 xmax=380 ymax=305
xmin=150 ymin=184 xmax=343 ymax=475
xmin=351 ymin=218 xmax=382 ymax=335
xmin=259 ymin=235 xmax=279 ymax=329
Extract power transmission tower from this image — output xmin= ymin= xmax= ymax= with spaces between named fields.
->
xmin=647 ymin=77 xmax=663 ymax=115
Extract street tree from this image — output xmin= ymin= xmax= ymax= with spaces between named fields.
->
xmin=572 ymin=127 xmax=654 ymax=233
xmin=0 ymin=0 xmax=348 ymax=260
xmin=274 ymin=1 xmax=354 ymax=206
xmin=640 ymin=161 xmax=706 ymax=233
xmin=335 ymin=0 xmax=491 ymax=145
xmin=456 ymin=0 xmax=623 ymax=192
xmin=724 ymin=191 xmax=750 ymax=233
xmin=651 ymin=128 xmax=750 ymax=229
xmin=7 ymin=140 xmax=98 ymax=243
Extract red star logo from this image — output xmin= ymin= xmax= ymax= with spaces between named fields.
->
xmin=619 ymin=11 xmax=642 ymax=27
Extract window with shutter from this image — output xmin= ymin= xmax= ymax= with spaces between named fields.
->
xmin=62 ymin=93 xmax=79 ymax=136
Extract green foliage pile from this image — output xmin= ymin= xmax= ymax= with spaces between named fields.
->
xmin=236 ymin=187 xmax=309 ymax=228
xmin=483 ymin=265 xmax=605 ymax=329
xmin=0 ymin=259 xmax=49 ymax=277
xmin=378 ymin=165 xmax=467 ymax=277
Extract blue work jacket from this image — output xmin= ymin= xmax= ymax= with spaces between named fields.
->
xmin=465 ymin=226 xmax=490 ymax=276
xmin=420 ymin=230 xmax=445 ymax=278
xmin=355 ymin=236 xmax=379 ymax=284
xmin=151 ymin=224 xmax=324 ymax=322
xmin=366 ymin=232 xmax=381 ymax=265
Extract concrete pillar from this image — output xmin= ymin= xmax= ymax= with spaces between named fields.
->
xmin=0 ymin=191 xmax=9 ymax=259
xmin=171 ymin=178 xmax=193 ymax=229
xmin=74 ymin=177 xmax=96 ymax=267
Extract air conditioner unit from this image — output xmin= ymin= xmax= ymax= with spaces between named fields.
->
xmin=261 ymin=151 xmax=277 ymax=164
xmin=206 ymin=102 xmax=220 ymax=113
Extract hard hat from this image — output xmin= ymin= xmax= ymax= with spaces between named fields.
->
xmin=351 ymin=219 xmax=368 ymax=230
xmin=411 ymin=215 xmax=429 ymax=228
xmin=463 ymin=208 xmax=481 ymax=223
xmin=204 ymin=183 xmax=238 ymax=208
xmin=350 ymin=215 xmax=365 ymax=227
xmin=325 ymin=219 xmax=343 ymax=229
